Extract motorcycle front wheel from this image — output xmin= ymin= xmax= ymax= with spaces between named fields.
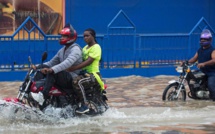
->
xmin=162 ymin=83 xmax=186 ymax=101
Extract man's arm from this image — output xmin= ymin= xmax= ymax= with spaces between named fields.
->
xmin=188 ymin=52 xmax=198 ymax=63
xmin=51 ymin=46 xmax=82 ymax=73
xmin=67 ymin=57 xmax=94 ymax=72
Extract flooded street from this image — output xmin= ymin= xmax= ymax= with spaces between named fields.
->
xmin=0 ymin=75 xmax=215 ymax=134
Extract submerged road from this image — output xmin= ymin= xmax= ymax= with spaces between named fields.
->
xmin=0 ymin=75 xmax=215 ymax=134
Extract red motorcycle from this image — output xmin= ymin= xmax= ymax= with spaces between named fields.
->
xmin=3 ymin=52 xmax=108 ymax=118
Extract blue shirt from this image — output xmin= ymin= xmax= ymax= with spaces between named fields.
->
xmin=198 ymin=45 xmax=215 ymax=76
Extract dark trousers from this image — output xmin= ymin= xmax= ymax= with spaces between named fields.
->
xmin=207 ymin=75 xmax=215 ymax=101
xmin=35 ymin=69 xmax=73 ymax=98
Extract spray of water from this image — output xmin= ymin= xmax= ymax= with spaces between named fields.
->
xmin=1 ymin=99 xmax=215 ymax=133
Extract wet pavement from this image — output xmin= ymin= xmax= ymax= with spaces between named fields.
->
xmin=0 ymin=75 xmax=175 ymax=108
xmin=1 ymin=75 xmax=215 ymax=134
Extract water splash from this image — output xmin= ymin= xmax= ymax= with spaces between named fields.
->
xmin=1 ymin=100 xmax=215 ymax=133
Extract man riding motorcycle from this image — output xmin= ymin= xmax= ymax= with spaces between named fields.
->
xmin=30 ymin=24 xmax=83 ymax=105
xmin=185 ymin=29 xmax=215 ymax=101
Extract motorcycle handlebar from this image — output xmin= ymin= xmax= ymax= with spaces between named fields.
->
xmin=182 ymin=62 xmax=198 ymax=68
xmin=183 ymin=61 xmax=197 ymax=68
xmin=180 ymin=61 xmax=195 ymax=67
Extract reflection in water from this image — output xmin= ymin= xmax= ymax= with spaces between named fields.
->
xmin=0 ymin=76 xmax=215 ymax=133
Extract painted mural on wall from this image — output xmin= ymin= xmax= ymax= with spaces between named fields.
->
xmin=0 ymin=0 xmax=63 ymax=35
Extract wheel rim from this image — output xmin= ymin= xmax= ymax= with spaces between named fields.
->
xmin=166 ymin=85 xmax=185 ymax=101
xmin=85 ymin=101 xmax=99 ymax=116
xmin=167 ymin=91 xmax=178 ymax=101
xmin=27 ymin=96 xmax=39 ymax=108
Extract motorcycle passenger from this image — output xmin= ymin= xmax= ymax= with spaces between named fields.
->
xmin=185 ymin=29 xmax=215 ymax=101
xmin=30 ymin=24 xmax=83 ymax=105
xmin=67 ymin=28 xmax=104 ymax=114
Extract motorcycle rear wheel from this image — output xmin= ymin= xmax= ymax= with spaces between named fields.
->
xmin=84 ymin=101 xmax=99 ymax=116
xmin=162 ymin=83 xmax=186 ymax=101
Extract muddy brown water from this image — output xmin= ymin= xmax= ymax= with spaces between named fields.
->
xmin=0 ymin=75 xmax=215 ymax=134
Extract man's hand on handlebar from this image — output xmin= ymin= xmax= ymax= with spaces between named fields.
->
xmin=31 ymin=64 xmax=37 ymax=70
xmin=41 ymin=68 xmax=54 ymax=74
xmin=197 ymin=63 xmax=205 ymax=69
xmin=180 ymin=61 xmax=188 ymax=66
xmin=179 ymin=62 xmax=184 ymax=66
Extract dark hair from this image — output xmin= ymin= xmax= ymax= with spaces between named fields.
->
xmin=85 ymin=28 xmax=97 ymax=43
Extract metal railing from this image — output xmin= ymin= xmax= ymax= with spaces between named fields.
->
xmin=0 ymin=16 xmax=214 ymax=72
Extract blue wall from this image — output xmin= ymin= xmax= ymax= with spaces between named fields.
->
xmin=65 ymin=0 xmax=215 ymax=34
xmin=0 ymin=0 xmax=215 ymax=81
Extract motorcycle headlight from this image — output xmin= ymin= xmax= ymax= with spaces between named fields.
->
xmin=186 ymin=68 xmax=191 ymax=73
xmin=176 ymin=66 xmax=183 ymax=73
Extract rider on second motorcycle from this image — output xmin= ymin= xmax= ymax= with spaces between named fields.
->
xmin=185 ymin=29 xmax=215 ymax=101
xmin=30 ymin=24 xmax=83 ymax=105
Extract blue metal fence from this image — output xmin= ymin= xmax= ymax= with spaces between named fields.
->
xmin=0 ymin=14 xmax=215 ymax=80
xmin=105 ymin=10 xmax=137 ymax=69
xmin=137 ymin=33 xmax=190 ymax=67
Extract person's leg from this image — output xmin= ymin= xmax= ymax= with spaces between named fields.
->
xmin=54 ymin=71 xmax=74 ymax=94
xmin=41 ymin=73 xmax=55 ymax=98
xmin=33 ymin=64 xmax=49 ymax=81
xmin=73 ymin=75 xmax=89 ymax=114
xmin=207 ymin=75 xmax=215 ymax=101
xmin=31 ymin=71 xmax=74 ymax=105
xmin=31 ymin=73 xmax=55 ymax=105
xmin=52 ymin=71 xmax=74 ymax=106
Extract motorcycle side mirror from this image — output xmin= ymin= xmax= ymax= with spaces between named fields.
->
xmin=42 ymin=51 xmax=48 ymax=62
